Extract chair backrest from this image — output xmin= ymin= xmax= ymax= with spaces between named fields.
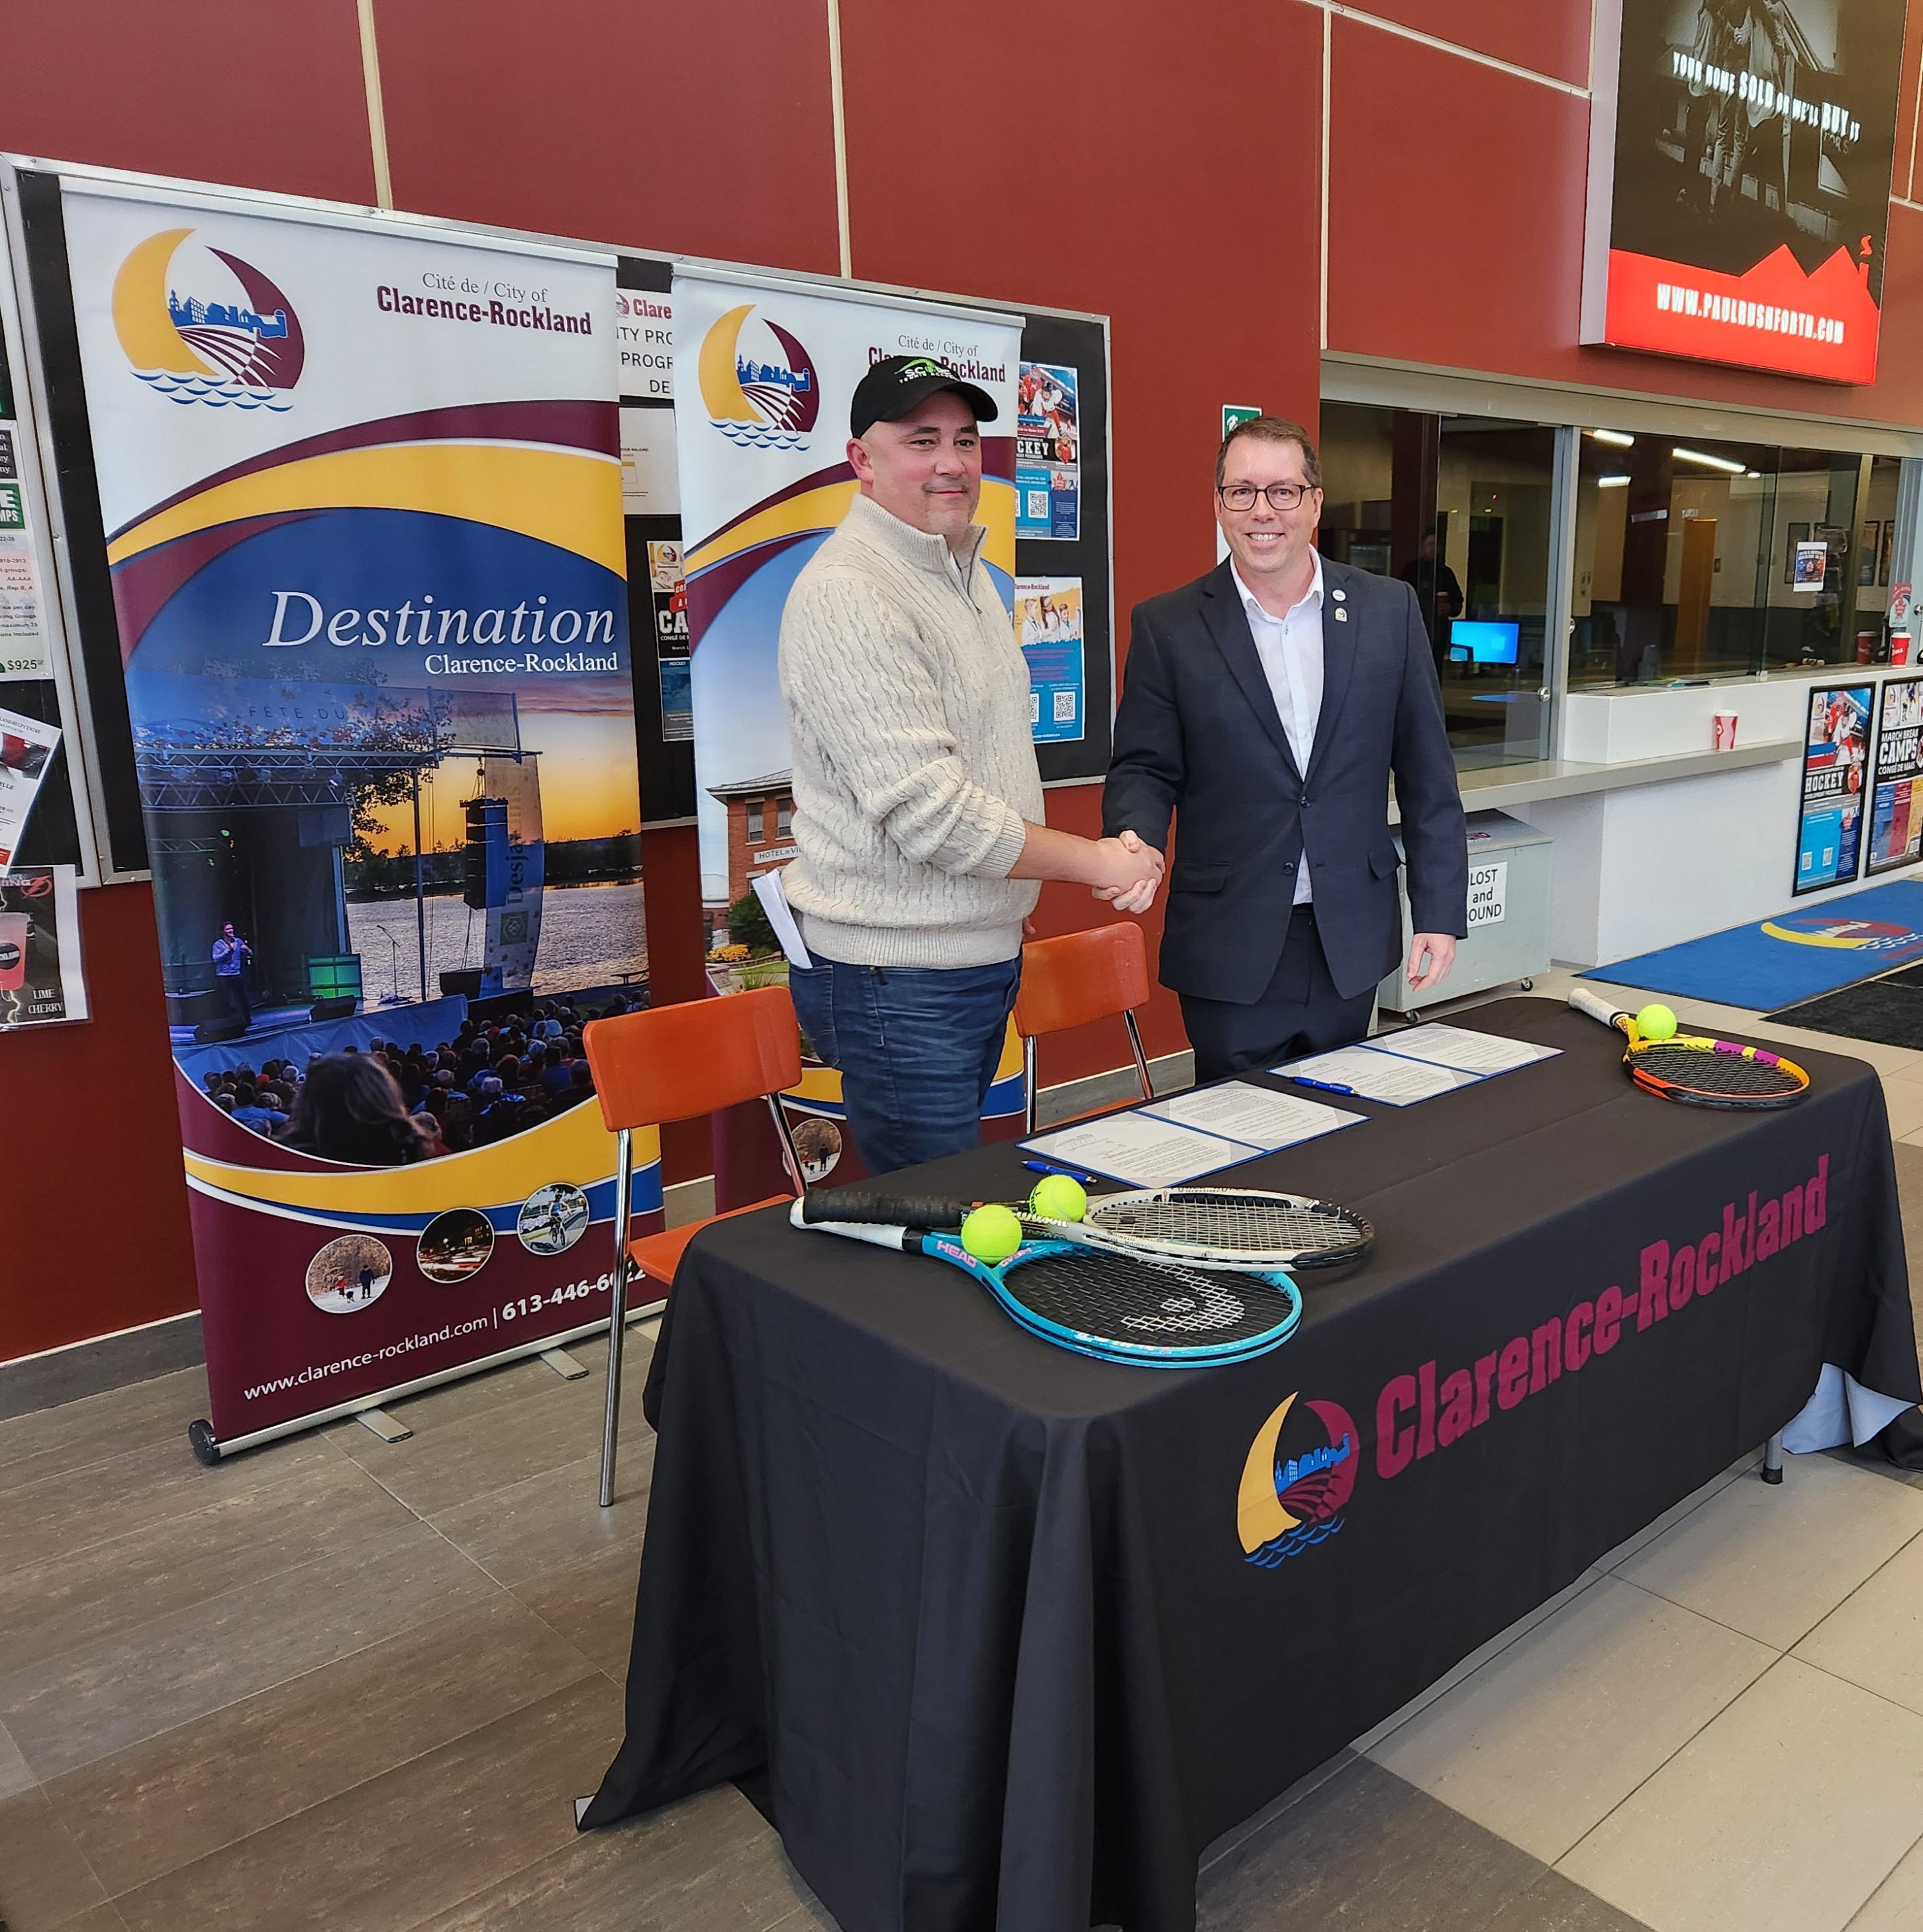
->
xmin=583 ymin=986 xmax=804 ymax=1132
xmin=1014 ymin=923 xmax=1151 ymax=1041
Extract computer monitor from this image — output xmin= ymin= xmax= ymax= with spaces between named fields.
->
xmin=1451 ymin=620 xmax=1520 ymax=666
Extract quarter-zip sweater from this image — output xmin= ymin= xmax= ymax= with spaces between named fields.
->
xmin=777 ymin=492 xmax=1042 ymax=968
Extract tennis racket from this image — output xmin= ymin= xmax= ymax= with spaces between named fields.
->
xmin=1567 ymin=987 xmax=1810 ymax=1109
xmin=789 ymin=1199 xmax=1301 ymax=1368
xmin=797 ymin=1186 xmax=1371 ymax=1270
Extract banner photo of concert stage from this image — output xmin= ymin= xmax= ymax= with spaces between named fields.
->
xmin=672 ymin=271 xmax=1026 ymax=1197
xmin=1582 ymin=0 xmax=1909 ymax=382
xmin=60 ymin=181 xmax=658 ymax=1455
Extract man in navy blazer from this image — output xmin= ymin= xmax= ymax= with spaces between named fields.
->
xmin=1101 ymin=415 xmax=1468 ymax=1083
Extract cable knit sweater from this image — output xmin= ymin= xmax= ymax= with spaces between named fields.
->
xmin=777 ymin=493 xmax=1042 ymax=968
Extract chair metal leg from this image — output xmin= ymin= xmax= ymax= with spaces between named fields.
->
xmin=765 ymin=1092 xmax=809 ymax=1197
xmin=1124 ymin=1011 xmax=1154 ymax=1103
xmin=599 ymin=1126 xmax=634 ymax=1508
xmin=1762 ymin=1431 xmax=1784 ymax=1485
xmin=1024 ymin=1035 xmax=1040 ymax=1135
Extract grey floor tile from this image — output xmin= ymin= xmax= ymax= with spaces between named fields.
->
xmin=327 ymin=1344 xmax=654 ymax=1519
xmin=44 ymin=1593 xmax=597 ymax=1898
xmin=0 ymin=1319 xmax=204 ymax=1425
xmin=1612 ymin=1450 xmax=1923 ymax=1649
xmin=511 ymin=1540 xmax=643 ymax=1681
xmin=428 ymin=1437 xmax=654 ymax=1588
xmin=113 ymin=1673 xmax=624 ymax=1932
xmin=0 ymin=1519 xmax=493 ymax=1781
xmin=0 ymin=1713 xmax=33 ymax=1801
xmin=1199 ymin=1749 xmax=1357 ymax=1875
xmin=1195 ymin=1754 xmax=1547 ymax=1931
xmin=1484 ymin=1870 xmax=1654 ymax=1931
xmin=0 ymin=1367 xmax=207 ymax=1490
xmin=1371 ymin=1576 xmax=1773 ymax=1863
xmin=1794 ymin=1530 xmax=1923 ymax=1715
xmin=1847 ymin=1830 xmax=1923 ymax=1931
xmin=411 ymin=1782 xmax=820 ymax=1931
xmin=1593 ymin=1453 xmax=1760 ymax=1574
xmin=0 ymin=1785 xmax=108 ymax=1929
xmin=1558 ymin=1656 xmax=1923 ymax=1932
xmin=0 ymin=1431 xmax=343 ymax=1574
xmin=0 ymin=1458 xmax=417 ymax=1674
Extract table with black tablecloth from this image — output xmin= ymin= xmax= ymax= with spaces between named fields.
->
xmin=578 ymin=999 xmax=1920 ymax=1932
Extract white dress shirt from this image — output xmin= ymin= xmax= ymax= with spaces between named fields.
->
xmin=1232 ymin=553 xmax=1326 ymax=905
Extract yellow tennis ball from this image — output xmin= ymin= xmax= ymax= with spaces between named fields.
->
xmin=1636 ymin=1003 xmax=1679 ymax=1042
xmin=962 ymin=1203 xmax=1024 ymax=1264
xmin=1028 ymin=1174 xmax=1088 ymax=1223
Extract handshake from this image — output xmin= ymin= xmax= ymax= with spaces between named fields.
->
xmin=1087 ymin=829 xmax=1164 ymax=915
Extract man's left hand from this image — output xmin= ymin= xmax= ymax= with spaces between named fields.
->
xmin=1407 ymin=933 xmax=1457 ymax=991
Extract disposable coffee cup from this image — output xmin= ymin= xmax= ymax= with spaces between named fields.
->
xmin=1712 ymin=713 xmax=1738 ymax=751
xmin=0 ymin=912 xmax=28 ymax=990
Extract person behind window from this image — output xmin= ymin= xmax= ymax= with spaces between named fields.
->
xmin=1399 ymin=533 xmax=1465 ymax=670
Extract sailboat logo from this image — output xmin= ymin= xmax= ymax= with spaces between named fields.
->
xmin=696 ymin=303 xmax=818 ymax=450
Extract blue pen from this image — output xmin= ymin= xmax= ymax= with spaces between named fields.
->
xmin=1293 ymin=1075 xmax=1354 ymax=1095
xmin=1022 ymin=1157 xmax=1105 ymax=1187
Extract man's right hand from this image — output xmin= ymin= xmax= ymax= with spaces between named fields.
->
xmin=1087 ymin=830 xmax=1163 ymax=910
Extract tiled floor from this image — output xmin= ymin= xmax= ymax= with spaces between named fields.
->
xmin=4 ymin=976 xmax=1923 ymax=1932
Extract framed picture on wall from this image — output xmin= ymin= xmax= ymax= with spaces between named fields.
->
xmin=1861 ymin=522 xmax=1881 ymax=588
xmin=1785 ymin=523 xmax=1811 ymax=585
xmin=1881 ymin=519 xmax=1896 ymax=587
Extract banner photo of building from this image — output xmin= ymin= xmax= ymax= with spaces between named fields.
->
xmin=1583 ymin=0 xmax=1908 ymax=382
xmin=60 ymin=181 xmax=656 ymax=1452
xmin=673 ymin=272 xmax=1026 ymax=1192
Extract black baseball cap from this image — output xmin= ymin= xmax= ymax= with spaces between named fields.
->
xmin=850 ymin=356 xmax=999 ymax=438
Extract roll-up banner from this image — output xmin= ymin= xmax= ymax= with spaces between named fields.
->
xmin=58 ymin=181 xmax=658 ymax=1454
xmin=1582 ymin=0 xmax=1909 ymax=383
xmin=672 ymin=272 xmax=1026 ymax=1192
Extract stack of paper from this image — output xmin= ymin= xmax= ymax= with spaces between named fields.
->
xmin=1278 ymin=1023 xmax=1559 ymax=1107
xmin=1020 ymin=1080 xmax=1362 ymax=1189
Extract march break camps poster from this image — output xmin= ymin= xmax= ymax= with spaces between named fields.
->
xmin=1868 ymin=677 xmax=1923 ymax=876
xmin=1795 ymin=682 xmax=1870 ymax=893
xmin=61 ymin=183 xmax=657 ymax=1443
xmin=1583 ymin=0 xmax=1908 ymax=381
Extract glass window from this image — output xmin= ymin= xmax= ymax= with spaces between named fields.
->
xmin=1571 ymin=436 xmax=1900 ymax=686
xmin=776 ymin=802 xmax=793 ymax=835
xmin=746 ymin=802 xmax=764 ymax=842
xmin=1319 ymin=402 xmax=1553 ymax=769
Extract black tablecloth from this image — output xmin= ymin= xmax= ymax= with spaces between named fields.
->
xmin=579 ymin=999 xmax=1919 ymax=1932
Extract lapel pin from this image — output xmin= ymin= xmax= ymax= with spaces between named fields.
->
xmin=1334 ymin=607 xmax=1349 ymax=623
xmin=1332 ymin=588 xmax=1345 ymax=601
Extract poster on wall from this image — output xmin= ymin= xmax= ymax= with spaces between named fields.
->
xmin=1868 ymin=678 xmax=1923 ymax=875
xmin=0 ymin=424 xmax=52 ymax=682
xmin=672 ymin=270 xmax=1027 ymax=1194
xmin=1016 ymin=360 xmax=1079 ymax=540
xmin=1794 ymin=682 xmax=1871 ymax=892
xmin=60 ymin=183 xmax=658 ymax=1452
xmin=1015 ymin=575 xmax=1086 ymax=743
xmin=1582 ymin=0 xmax=1908 ymax=383
xmin=647 ymin=540 xmax=691 ymax=742
xmin=0 ymin=703 xmax=60 ymax=864
xmin=0 ymin=862 xmax=86 ymax=1028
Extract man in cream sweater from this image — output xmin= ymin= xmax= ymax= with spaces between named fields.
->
xmin=778 ymin=356 xmax=1162 ymax=1176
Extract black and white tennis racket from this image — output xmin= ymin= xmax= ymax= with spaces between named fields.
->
xmin=797 ymin=1186 xmax=1371 ymax=1270
xmin=789 ymin=1199 xmax=1301 ymax=1368
xmin=1568 ymin=987 xmax=1810 ymax=1109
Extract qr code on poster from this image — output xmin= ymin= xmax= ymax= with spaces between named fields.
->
xmin=1052 ymin=691 xmax=1077 ymax=721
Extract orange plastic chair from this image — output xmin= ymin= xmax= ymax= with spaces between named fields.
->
xmin=583 ymin=986 xmax=805 ymax=1503
xmin=1013 ymin=923 xmax=1155 ymax=1134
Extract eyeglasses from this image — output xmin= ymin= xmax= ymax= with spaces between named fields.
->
xmin=1218 ymin=482 xmax=1316 ymax=512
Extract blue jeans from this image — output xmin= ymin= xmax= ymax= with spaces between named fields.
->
xmin=788 ymin=954 xmax=1021 ymax=1178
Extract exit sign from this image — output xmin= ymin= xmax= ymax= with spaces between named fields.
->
xmin=1222 ymin=404 xmax=1261 ymax=437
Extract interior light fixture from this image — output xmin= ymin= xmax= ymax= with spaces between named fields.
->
xmin=1587 ymin=429 xmax=1636 ymax=447
xmin=1597 ymin=474 xmax=1632 ymax=488
xmin=1671 ymin=444 xmax=1746 ymax=474
xmin=1744 ymin=470 xmax=1761 ymax=478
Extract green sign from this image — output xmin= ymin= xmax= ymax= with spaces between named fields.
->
xmin=1222 ymin=405 xmax=1262 ymax=438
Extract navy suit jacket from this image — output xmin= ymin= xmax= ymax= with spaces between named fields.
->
xmin=1103 ymin=558 xmax=1469 ymax=1004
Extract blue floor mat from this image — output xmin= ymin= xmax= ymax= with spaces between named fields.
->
xmin=1582 ymin=880 xmax=1923 ymax=1010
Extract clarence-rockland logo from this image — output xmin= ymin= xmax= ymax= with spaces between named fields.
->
xmin=111 ymin=228 xmax=304 ymax=410
xmin=1236 ymin=1393 xmax=1358 ymax=1569
xmin=696 ymin=303 xmax=818 ymax=449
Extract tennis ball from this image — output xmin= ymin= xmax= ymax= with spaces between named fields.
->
xmin=961 ymin=1203 xmax=1024 ymax=1264
xmin=1636 ymin=1003 xmax=1679 ymax=1042
xmin=1028 ymin=1174 xmax=1089 ymax=1223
